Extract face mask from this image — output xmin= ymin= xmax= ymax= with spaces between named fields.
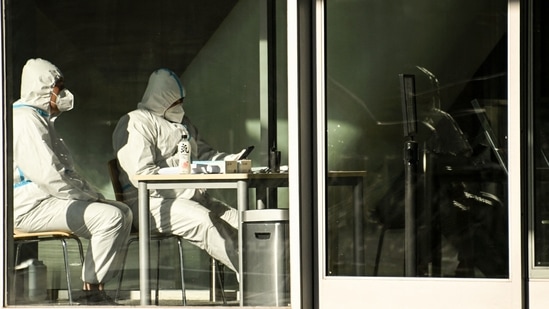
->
xmin=52 ymin=89 xmax=75 ymax=112
xmin=164 ymin=104 xmax=184 ymax=123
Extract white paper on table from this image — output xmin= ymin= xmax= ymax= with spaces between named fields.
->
xmin=158 ymin=163 xmax=222 ymax=175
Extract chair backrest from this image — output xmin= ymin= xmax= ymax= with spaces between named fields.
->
xmin=107 ymin=159 xmax=125 ymax=202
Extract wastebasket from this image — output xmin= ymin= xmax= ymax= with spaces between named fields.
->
xmin=15 ymin=258 xmax=48 ymax=303
xmin=242 ymin=209 xmax=290 ymax=306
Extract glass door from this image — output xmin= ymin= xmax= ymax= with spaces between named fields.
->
xmin=528 ymin=0 xmax=549 ymax=307
xmin=313 ymin=0 xmax=523 ymax=307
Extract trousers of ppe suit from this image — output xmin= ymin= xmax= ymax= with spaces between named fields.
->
xmin=124 ymin=191 xmax=239 ymax=273
xmin=14 ymin=198 xmax=133 ymax=284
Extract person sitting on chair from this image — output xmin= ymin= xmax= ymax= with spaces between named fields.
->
xmin=12 ymin=58 xmax=133 ymax=305
xmin=112 ymin=68 xmax=247 ymax=274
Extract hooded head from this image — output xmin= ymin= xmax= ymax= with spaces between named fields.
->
xmin=138 ymin=68 xmax=186 ymax=123
xmin=18 ymin=58 xmax=66 ymax=112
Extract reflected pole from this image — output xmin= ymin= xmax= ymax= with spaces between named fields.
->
xmin=400 ymin=74 xmax=418 ymax=277
xmin=403 ymin=140 xmax=418 ymax=276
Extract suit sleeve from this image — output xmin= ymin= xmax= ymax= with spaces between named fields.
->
xmin=13 ymin=109 xmax=100 ymax=201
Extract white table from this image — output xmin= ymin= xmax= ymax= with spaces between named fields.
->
xmin=134 ymin=171 xmax=365 ymax=306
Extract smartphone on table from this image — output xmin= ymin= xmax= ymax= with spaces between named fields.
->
xmin=238 ymin=145 xmax=254 ymax=160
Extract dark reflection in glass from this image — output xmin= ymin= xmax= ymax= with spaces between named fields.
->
xmin=532 ymin=1 xmax=549 ymax=268
xmin=325 ymin=0 xmax=508 ymax=278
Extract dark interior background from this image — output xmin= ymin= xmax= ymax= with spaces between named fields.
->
xmin=5 ymin=0 xmax=273 ymax=199
xmin=6 ymin=0 xmax=238 ymax=103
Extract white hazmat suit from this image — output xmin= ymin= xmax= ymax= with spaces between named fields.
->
xmin=13 ymin=58 xmax=132 ymax=285
xmin=112 ymin=68 xmax=244 ymax=273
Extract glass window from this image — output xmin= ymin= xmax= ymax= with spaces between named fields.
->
xmin=325 ymin=0 xmax=509 ymax=278
xmin=532 ymin=0 xmax=549 ymax=271
xmin=5 ymin=0 xmax=287 ymax=306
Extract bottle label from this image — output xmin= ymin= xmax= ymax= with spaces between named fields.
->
xmin=178 ymin=140 xmax=191 ymax=174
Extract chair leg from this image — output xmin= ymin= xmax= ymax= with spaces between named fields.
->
xmin=73 ymin=237 xmax=85 ymax=264
xmin=155 ymin=240 xmax=161 ymax=306
xmin=60 ymin=239 xmax=74 ymax=304
xmin=116 ymin=236 xmax=189 ymax=305
xmin=176 ymin=238 xmax=187 ymax=306
xmin=210 ymin=258 xmax=227 ymax=304
xmin=215 ymin=261 xmax=227 ymax=305
xmin=12 ymin=244 xmax=22 ymax=304
xmin=115 ymin=239 xmax=133 ymax=302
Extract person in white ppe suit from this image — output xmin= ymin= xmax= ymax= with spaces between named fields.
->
xmin=112 ymin=68 xmax=246 ymax=274
xmin=13 ymin=58 xmax=132 ymax=305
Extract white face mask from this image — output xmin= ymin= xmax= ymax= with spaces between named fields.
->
xmin=164 ymin=104 xmax=184 ymax=123
xmin=52 ymin=89 xmax=75 ymax=112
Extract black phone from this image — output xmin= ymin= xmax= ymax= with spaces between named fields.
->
xmin=238 ymin=145 xmax=255 ymax=160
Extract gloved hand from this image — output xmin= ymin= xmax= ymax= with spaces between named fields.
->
xmin=224 ymin=148 xmax=247 ymax=161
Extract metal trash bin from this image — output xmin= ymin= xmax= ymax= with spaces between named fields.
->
xmin=242 ymin=209 xmax=290 ymax=306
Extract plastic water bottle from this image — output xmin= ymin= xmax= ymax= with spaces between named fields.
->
xmin=178 ymin=134 xmax=191 ymax=174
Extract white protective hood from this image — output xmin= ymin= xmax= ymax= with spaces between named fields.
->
xmin=18 ymin=58 xmax=62 ymax=112
xmin=137 ymin=68 xmax=186 ymax=118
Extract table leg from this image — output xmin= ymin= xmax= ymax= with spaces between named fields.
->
xmin=138 ymin=182 xmax=151 ymax=305
xmin=237 ymin=180 xmax=247 ymax=307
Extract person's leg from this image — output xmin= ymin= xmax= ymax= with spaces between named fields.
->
xmin=15 ymin=198 xmax=133 ymax=290
xmin=193 ymin=192 xmax=239 ymax=229
xmin=69 ymin=200 xmax=133 ymax=286
xmin=148 ymin=197 xmax=239 ymax=273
